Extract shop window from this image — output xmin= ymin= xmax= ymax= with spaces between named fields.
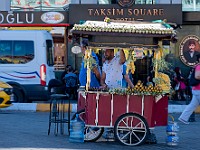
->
xmin=11 ymin=0 xmax=69 ymax=10
xmin=182 ymin=0 xmax=200 ymax=11
xmin=13 ymin=41 xmax=34 ymax=64
xmin=0 ymin=41 xmax=12 ymax=64
xmin=10 ymin=0 xmax=200 ymax=11
xmin=98 ymin=0 xmax=110 ymax=4
xmin=46 ymin=40 xmax=54 ymax=66
xmin=81 ymin=0 xmax=98 ymax=3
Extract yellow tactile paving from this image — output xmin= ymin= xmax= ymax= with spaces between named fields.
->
xmin=36 ymin=103 xmax=72 ymax=112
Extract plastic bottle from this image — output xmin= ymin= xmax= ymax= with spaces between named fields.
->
xmin=69 ymin=114 xmax=85 ymax=143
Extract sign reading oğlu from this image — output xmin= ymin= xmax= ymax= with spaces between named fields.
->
xmin=69 ymin=4 xmax=182 ymax=24
xmin=117 ymin=0 xmax=135 ymax=7
xmin=0 ymin=11 xmax=68 ymax=26
xmin=179 ymin=35 xmax=200 ymax=67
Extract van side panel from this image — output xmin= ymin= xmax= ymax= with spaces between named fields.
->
xmin=0 ymin=30 xmax=55 ymax=101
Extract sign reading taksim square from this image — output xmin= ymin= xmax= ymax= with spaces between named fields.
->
xmin=69 ymin=4 xmax=182 ymax=25
xmin=0 ymin=11 xmax=68 ymax=26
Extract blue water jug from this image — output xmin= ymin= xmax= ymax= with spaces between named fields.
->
xmin=166 ymin=122 xmax=179 ymax=136
xmin=166 ymin=115 xmax=179 ymax=146
xmin=166 ymin=135 xmax=179 ymax=146
xmin=69 ymin=114 xmax=85 ymax=143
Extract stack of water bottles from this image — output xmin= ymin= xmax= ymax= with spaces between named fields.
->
xmin=166 ymin=115 xmax=179 ymax=146
xmin=69 ymin=114 xmax=85 ymax=143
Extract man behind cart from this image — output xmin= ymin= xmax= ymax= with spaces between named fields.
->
xmin=100 ymin=48 xmax=126 ymax=89
xmin=100 ymin=48 xmax=126 ymax=139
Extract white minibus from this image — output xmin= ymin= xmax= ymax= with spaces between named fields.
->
xmin=0 ymin=30 xmax=55 ymax=102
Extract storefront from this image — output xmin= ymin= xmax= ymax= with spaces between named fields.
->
xmin=0 ymin=11 xmax=69 ymax=71
xmin=1 ymin=3 xmax=200 ymax=79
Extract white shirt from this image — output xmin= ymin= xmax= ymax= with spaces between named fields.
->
xmin=102 ymin=53 xmax=123 ymax=89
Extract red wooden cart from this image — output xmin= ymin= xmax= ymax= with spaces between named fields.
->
xmin=75 ymin=91 xmax=168 ymax=146
xmin=71 ymin=19 xmax=176 ymax=146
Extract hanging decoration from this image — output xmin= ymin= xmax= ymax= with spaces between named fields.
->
xmin=152 ymin=41 xmax=172 ymax=94
xmin=72 ymin=19 xmax=175 ymax=35
xmin=126 ymin=50 xmax=136 ymax=74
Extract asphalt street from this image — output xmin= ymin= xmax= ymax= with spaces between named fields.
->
xmin=0 ymin=110 xmax=200 ymax=150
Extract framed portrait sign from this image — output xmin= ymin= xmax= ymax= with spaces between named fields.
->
xmin=179 ymin=35 xmax=200 ymax=67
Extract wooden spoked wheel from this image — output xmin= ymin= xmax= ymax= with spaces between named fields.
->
xmin=114 ymin=113 xmax=149 ymax=146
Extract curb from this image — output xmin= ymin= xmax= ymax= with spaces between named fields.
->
xmin=2 ymin=103 xmax=77 ymax=113
xmin=36 ymin=103 xmax=77 ymax=112
xmin=2 ymin=103 xmax=37 ymax=111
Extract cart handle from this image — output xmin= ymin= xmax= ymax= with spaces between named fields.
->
xmin=168 ymin=114 xmax=175 ymax=123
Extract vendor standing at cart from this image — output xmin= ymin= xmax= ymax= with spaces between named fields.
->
xmin=100 ymin=49 xmax=126 ymax=88
xmin=79 ymin=39 xmax=101 ymax=88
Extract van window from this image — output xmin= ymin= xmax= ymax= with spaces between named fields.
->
xmin=0 ymin=40 xmax=34 ymax=64
xmin=46 ymin=40 xmax=54 ymax=66
xmin=0 ymin=41 xmax=12 ymax=64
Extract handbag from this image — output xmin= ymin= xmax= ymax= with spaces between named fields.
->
xmin=189 ymin=69 xmax=200 ymax=86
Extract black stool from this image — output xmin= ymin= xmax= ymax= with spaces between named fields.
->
xmin=48 ymin=93 xmax=71 ymax=136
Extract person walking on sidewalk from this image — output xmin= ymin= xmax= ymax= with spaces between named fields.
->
xmin=178 ymin=54 xmax=200 ymax=124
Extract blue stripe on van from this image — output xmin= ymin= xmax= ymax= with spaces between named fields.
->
xmin=0 ymin=76 xmax=23 ymax=81
xmin=14 ymin=71 xmax=40 ymax=78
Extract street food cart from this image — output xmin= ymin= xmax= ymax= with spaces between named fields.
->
xmin=71 ymin=19 xmax=176 ymax=146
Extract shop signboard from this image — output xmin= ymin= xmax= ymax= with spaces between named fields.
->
xmin=0 ymin=11 xmax=69 ymax=27
xmin=69 ymin=4 xmax=182 ymax=25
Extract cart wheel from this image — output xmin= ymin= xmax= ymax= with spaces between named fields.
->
xmin=71 ymin=109 xmax=104 ymax=142
xmin=114 ymin=113 xmax=149 ymax=146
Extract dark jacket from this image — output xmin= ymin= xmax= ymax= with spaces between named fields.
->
xmin=183 ymin=51 xmax=200 ymax=63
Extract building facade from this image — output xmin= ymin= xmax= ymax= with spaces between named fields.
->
xmin=0 ymin=0 xmax=200 ymax=78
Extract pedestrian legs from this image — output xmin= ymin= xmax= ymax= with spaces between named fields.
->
xmin=179 ymin=94 xmax=200 ymax=121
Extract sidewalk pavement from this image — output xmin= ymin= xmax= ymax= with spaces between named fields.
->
xmin=83 ymin=113 xmax=200 ymax=149
xmin=151 ymin=113 xmax=200 ymax=149
xmin=0 ymin=110 xmax=199 ymax=150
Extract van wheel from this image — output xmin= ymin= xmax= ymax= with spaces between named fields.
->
xmin=13 ymin=87 xmax=25 ymax=103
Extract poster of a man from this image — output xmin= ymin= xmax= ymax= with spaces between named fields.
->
xmin=180 ymin=35 xmax=200 ymax=67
